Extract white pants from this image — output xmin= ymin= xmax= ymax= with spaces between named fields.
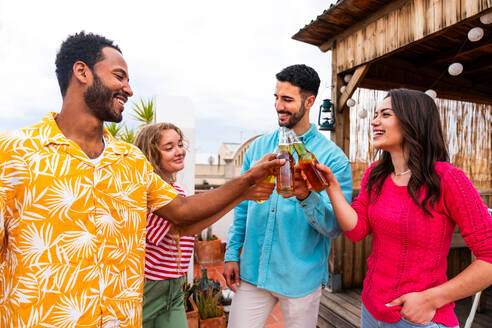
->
xmin=227 ymin=280 xmax=322 ymax=328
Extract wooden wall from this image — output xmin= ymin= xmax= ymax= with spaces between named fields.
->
xmin=332 ymin=188 xmax=492 ymax=289
xmin=330 ymin=0 xmax=491 ymax=74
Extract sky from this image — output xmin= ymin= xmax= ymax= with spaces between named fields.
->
xmin=0 ymin=0 xmax=336 ymax=163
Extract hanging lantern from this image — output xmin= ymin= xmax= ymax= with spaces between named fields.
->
xmin=480 ymin=12 xmax=492 ymax=24
xmin=343 ymin=74 xmax=353 ymax=83
xmin=358 ymin=109 xmax=368 ymax=119
xmin=468 ymin=27 xmax=484 ymax=42
xmin=425 ymin=89 xmax=437 ymax=99
xmin=340 ymin=85 xmax=346 ymax=93
xmin=346 ymin=98 xmax=357 ymax=107
xmin=448 ymin=62 xmax=463 ymax=76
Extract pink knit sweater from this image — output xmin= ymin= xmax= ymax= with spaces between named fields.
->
xmin=345 ymin=162 xmax=492 ymax=326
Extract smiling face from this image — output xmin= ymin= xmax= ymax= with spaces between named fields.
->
xmin=84 ymin=47 xmax=133 ymax=123
xmin=274 ymin=81 xmax=310 ymax=129
xmin=158 ymin=129 xmax=186 ymax=175
xmin=371 ymin=97 xmax=404 ymax=152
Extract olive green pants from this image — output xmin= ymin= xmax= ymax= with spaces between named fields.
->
xmin=142 ymin=276 xmax=188 ymax=328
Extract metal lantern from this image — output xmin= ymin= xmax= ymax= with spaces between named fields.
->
xmin=318 ymin=99 xmax=336 ymax=131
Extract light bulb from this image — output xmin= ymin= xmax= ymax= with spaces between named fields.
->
xmin=358 ymin=109 xmax=368 ymax=119
xmin=480 ymin=12 xmax=492 ymax=24
xmin=347 ymin=98 xmax=356 ymax=107
xmin=468 ymin=27 xmax=484 ymax=42
xmin=448 ymin=62 xmax=463 ymax=76
xmin=344 ymin=74 xmax=353 ymax=83
xmin=340 ymin=85 xmax=346 ymax=93
xmin=425 ymin=89 xmax=437 ymax=99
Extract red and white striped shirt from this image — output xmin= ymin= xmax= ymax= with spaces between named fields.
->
xmin=144 ymin=184 xmax=194 ymax=280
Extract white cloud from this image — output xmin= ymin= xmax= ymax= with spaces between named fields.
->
xmin=0 ymin=0 xmax=335 ymax=154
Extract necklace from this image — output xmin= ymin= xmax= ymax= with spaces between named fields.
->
xmin=394 ymin=169 xmax=411 ymax=176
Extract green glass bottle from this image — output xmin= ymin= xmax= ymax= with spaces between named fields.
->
xmin=288 ymin=130 xmax=329 ymax=192
xmin=275 ymin=127 xmax=295 ymax=195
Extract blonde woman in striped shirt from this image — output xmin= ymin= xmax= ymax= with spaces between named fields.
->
xmin=135 ymin=123 xmax=274 ymax=328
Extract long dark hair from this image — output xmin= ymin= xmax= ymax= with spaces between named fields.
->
xmin=367 ymin=88 xmax=449 ymax=215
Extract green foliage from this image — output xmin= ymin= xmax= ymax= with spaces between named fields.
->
xmin=195 ymin=289 xmax=223 ymax=320
xmin=197 ymin=226 xmax=216 ymax=241
xmin=105 ymin=122 xmax=123 ymax=138
xmin=131 ymin=98 xmax=155 ymax=126
xmin=182 ymin=278 xmax=196 ymax=312
xmin=120 ymin=126 xmax=135 ymax=144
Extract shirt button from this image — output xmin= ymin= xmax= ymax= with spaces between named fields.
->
xmin=271 ymin=209 xmax=275 ymax=212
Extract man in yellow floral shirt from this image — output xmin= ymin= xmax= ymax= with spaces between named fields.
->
xmin=0 ymin=32 xmax=281 ymax=328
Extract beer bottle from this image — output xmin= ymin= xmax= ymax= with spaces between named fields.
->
xmin=288 ymin=130 xmax=329 ymax=192
xmin=255 ymin=174 xmax=275 ymax=204
xmin=275 ymin=127 xmax=295 ymax=195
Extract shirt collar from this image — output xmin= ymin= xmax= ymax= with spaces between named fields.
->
xmin=41 ymin=112 xmax=128 ymax=155
xmin=298 ymin=123 xmax=317 ymax=143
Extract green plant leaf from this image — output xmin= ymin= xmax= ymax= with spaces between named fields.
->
xmin=120 ymin=125 xmax=135 ymax=144
xmin=105 ymin=122 xmax=123 ymax=138
xmin=131 ymin=98 xmax=154 ymax=126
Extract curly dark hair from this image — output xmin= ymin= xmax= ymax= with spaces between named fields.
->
xmin=276 ymin=64 xmax=320 ymax=96
xmin=55 ymin=31 xmax=121 ymax=97
xmin=367 ymin=88 xmax=449 ymax=216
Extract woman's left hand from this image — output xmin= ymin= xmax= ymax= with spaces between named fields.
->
xmin=386 ymin=291 xmax=437 ymax=325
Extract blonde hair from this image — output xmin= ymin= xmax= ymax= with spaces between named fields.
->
xmin=135 ymin=122 xmax=187 ymax=184
xmin=135 ymin=122 xmax=187 ymax=271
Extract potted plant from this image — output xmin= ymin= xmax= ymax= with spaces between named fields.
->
xmin=183 ymin=279 xmax=199 ymax=328
xmin=193 ymin=268 xmax=226 ymax=327
xmin=194 ymin=226 xmax=223 ymax=264
xmin=195 ymin=289 xmax=226 ymax=328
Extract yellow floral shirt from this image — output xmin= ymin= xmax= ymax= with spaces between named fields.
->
xmin=0 ymin=113 xmax=178 ymax=328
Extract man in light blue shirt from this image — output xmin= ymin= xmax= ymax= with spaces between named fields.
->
xmin=224 ymin=64 xmax=353 ymax=328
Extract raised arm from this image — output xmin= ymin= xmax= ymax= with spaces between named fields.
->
xmin=316 ymin=163 xmax=358 ymax=231
xmin=179 ymin=181 xmax=275 ymax=235
xmin=155 ymin=154 xmax=283 ymax=229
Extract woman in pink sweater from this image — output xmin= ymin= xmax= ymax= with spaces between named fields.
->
xmin=316 ymin=89 xmax=492 ymax=327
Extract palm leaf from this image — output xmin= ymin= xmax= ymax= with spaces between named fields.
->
xmin=105 ymin=122 xmax=123 ymax=138
xmin=120 ymin=126 xmax=136 ymax=144
xmin=131 ymin=98 xmax=155 ymax=126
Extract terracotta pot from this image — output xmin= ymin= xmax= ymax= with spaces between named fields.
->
xmin=194 ymin=234 xmax=223 ymax=264
xmin=185 ymin=296 xmax=199 ymax=328
xmin=199 ymin=313 xmax=226 ymax=328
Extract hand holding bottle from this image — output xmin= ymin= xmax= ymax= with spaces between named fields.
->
xmin=280 ymin=167 xmax=311 ymax=201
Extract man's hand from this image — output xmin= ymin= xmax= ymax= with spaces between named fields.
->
xmin=244 ymin=153 xmax=284 ymax=186
xmin=280 ymin=167 xmax=310 ymax=201
xmin=386 ymin=291 xmax=437 ymax=325
xmin=243 ymin=181 xmax=275 ymax=202
xmin=223 ymin=261 xmax=240 ymax=292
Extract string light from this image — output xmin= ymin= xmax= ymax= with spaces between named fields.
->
xmin=358 ymin=109 xmax=368 ymax=119
xmin=347 ymin=98 xmax=356 ymax=107
xmin=425 ymin=89 xmax=437 ymax=99
xmin=340 ymin=85 xmax=346 ymax=93
xmin=468 ymin=27 xmax=484 ymax=42
xmin=344 ymin=74 xmax=352 ymax=83
xmin=448 ymin=62 xmax=463 ymax=76
xmin=480 ymin=12 xmax=492 ymax=24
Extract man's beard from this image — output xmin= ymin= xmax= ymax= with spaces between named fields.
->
xmin=278 ymin=102 xmax=306 ymax=129
xmin=84 ymin=73 xmax=123 ymax=123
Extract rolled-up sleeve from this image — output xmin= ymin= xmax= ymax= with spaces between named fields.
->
xmin=300 ymin=160 xmax=352 ymax=238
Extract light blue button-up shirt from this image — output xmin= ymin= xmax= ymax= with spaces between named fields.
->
xmin=225 ymin=124 xmax=353 ymax=297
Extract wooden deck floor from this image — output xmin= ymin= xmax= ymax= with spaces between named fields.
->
xmin=317 ymin=288 xmax=492 ymax=328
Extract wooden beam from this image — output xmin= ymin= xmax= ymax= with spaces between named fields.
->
xmin=338 ymin=64 xmax=370 ymax=112
xmin=319 ymin=0 xmax=410 ymax=52
xmin=424 ymin=43 xmax=492 ymax=67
